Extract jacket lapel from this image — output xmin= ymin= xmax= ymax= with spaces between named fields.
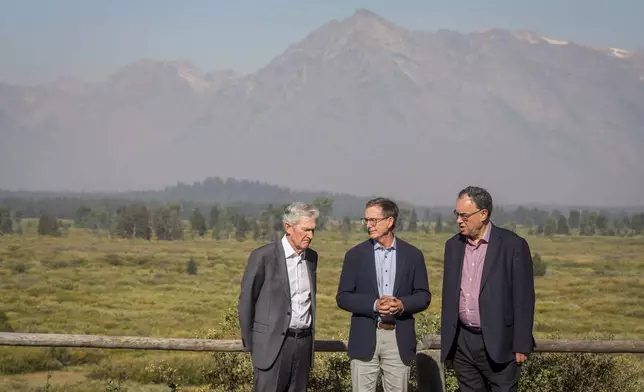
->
xmin=305 ymin=257 xmax=316 ymax=295
xmin=304 ymin=252 xmax=316 ymax=320
xmin=393 ymin=240 xmax=404 ymax=296
xmin=366 ymin=240 xmax=380 ymax=295
xmin=454 ymin=236 xmax=466 ymax=297
xmin=479 ymin=224 xmax=501 ymax=293
xmin=274 ymin=241 xmax=292 ymax=304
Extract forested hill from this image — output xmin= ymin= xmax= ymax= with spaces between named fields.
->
xmin=0 ymin=176 xmax=421 ymax=219
xmin=2 ymin=177 xmax=642 ymax=228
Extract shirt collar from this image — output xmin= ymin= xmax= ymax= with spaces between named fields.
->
xmin=483 ymin=223 xmax=492 ymax=241
xmin=374 ymin=235 xmax=397 ymax=251
xmin=281 ymin=234 xmax=299 ymax=259
xmin=467 ymin=223 xmax=492 ymax=245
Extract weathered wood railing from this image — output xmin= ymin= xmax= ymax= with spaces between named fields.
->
xmin=1 ymin=332 xmax=643 ymax=391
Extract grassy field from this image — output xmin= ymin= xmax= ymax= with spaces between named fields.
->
xmin=1 ymin=226 xmax=643 ymax=390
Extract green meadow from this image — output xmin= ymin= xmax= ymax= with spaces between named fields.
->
xmin=1 ymin=225 xmax=643 ymax=391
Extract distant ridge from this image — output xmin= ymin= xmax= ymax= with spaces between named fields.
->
xmin=0 ymin=176 xmax=424 ymax=219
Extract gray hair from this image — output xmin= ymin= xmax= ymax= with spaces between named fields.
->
xmin=282 ymin=202 xmax=319 ymax=226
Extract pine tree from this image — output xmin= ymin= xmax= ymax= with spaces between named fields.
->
xmin=435 ymin=215 xmax=443 ymax=234
xmin=544 ymin=216 xmax=557 ymax=236
xmin=252 ymin=220 xmax=261 ymax=241
xmin=38 ymin=213 xmax=61 ymax=237
xmin=75 ymin=206 xmax=92 ymax=228
xmin=423 ymin=208 xmax=431 ymax=223
xmin=0 ymin=207 xmax=13 ymax=235
xmin=408 ymin=209 xmax=418 ymax=232
xmin=190 ymin=208 xmax=207 ymax=237
xmin=209 ymin=205 xmax=220 ymax=230
xmin=235 ymin=215 xmax=251 ymax=241
xmin=154 ymin=204 xmax=183 ymax=241
xmin=341 ymin=216 xmax=351 ymax=243
xmin=568 ymin=209 xmax=581 ymax=229
xmin=556 ymin=215 xmax=570 ymax=235
xmin=312 ymin=197 xmax=333 ymax=231
xmin=115 ymin=204 xmax=151 ymax=240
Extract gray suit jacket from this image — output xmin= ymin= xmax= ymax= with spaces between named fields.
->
xmin=238 ymin=240 xmax=318 ymax=370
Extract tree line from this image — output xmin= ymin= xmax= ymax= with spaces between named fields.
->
xmin=529 ymin=209 xmax=644 ymax=237
xmin=1 ymin=200 xmax=642 ymax=240
xmin=0 ymin=197 xmax=335 ymax=241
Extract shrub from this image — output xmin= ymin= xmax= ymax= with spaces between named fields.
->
xmin=195 ymin=305 xmax=644 ymax=392
xmin=37 ymin=214 xmax=61 ymax=237
xmin=12 ymin=262 xmax=27 ymax=274
xmin=186 ymin=257 xmax=198 ymax=275
xmin=0 ymin=348 xmax=63 ymax=374
xmin=104 ymin=254 xmax=122 ymax=266
xmin=87 ymin=353 xmax=211 ymax=387
xmin=518 ymin=352 xmax=643 ymax=392
xmin=533 ymin=252 xmax=547 ymax=277
xmin=42 ymin=258 xmax=88 ymax=269
xmin=75 ymin=303 xmax=644 ymax=392
xmin=198 ymin=305 xmax=444 ymax=392
xmin=199 ymin=307 xmax=253 ymax=391
xmin=0 ymin=346 xmax=106 ymax=375
xmin=0 ymin=312 xmax=13 ymax=332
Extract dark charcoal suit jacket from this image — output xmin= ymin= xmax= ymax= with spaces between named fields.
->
xmin=440 ymin=224 xmax=536 ymax=364
xmin=336 ymin=237 xmax=431 ymax=364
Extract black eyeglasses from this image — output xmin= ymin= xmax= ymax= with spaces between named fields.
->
xmin=453 ymin=209 xmax=483 ymax=222
xmin=361 ymin=217 xmax=390 ymax=226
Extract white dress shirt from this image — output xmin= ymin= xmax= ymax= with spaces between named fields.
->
xmin=282 ymin=235 xmax=312 ymax=329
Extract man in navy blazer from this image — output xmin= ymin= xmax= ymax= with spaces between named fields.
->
xmin=337 ymin=197 xmax=431 ymax=392
xmin=441 ymin=186 xmax=536 ymax=392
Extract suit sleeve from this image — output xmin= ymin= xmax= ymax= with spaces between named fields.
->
xmin=237 ymin=249 xmax=266 ymax=352
xmin=512 ymin=237 xmax=536 ymax=354
xmin=336 ymin=250 xmax=377 ymax=317
xmin=440 ymin=241 xmax=450 ymax=324
xmin=398 ymin=250 xmax=431 ymax=316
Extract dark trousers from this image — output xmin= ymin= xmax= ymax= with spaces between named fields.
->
xmin=451 ymin=325 xmax=520 ymax=392
xmin=254 ymin=332 xmax=313 ymax=392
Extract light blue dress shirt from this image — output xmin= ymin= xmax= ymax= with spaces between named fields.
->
xmin=373 ymin=236 xmax=397 ymax=322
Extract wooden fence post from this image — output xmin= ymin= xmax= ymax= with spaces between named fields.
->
xmin=415 ymin=350 xmax=445 ymax=392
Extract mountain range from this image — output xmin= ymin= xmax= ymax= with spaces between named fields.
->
xmin=1 ymin=8 xmax=643 ymax=206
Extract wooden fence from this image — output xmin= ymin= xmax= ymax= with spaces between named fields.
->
xmin=1 ymin=332 xmax=643 ymax=391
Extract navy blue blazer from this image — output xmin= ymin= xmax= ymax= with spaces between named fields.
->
xmin=336 ymin=237 xmax=431 ymax=364
xmin=440 ymin=224 xmax=536 ymax=364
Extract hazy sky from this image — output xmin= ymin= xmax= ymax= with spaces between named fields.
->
xmin=2 ymin=0 xmax=643 ymax=84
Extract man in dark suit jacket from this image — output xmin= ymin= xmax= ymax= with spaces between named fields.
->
xmin=337 ymin=197 xmax=431 ymax=392
xmin=441 ymin=186 xmax=536 ymax=392
xmin=238 ymin=202 xmax=319 ymax=392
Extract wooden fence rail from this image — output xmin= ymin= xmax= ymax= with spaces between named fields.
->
xmin=1 ymin=332 xmax=643 ymax=392
xmin=1 ymin=332 xmax=643 ymax=354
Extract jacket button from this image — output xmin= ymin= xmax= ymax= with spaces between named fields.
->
xmin=281 ymin=332 xmax=286 ymax=336
xmin=287 ymin=312 xmax=291 ymax=316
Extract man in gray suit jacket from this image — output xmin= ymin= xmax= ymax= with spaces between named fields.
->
xmin=238 ymin=202 xmax=319 ymax=392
